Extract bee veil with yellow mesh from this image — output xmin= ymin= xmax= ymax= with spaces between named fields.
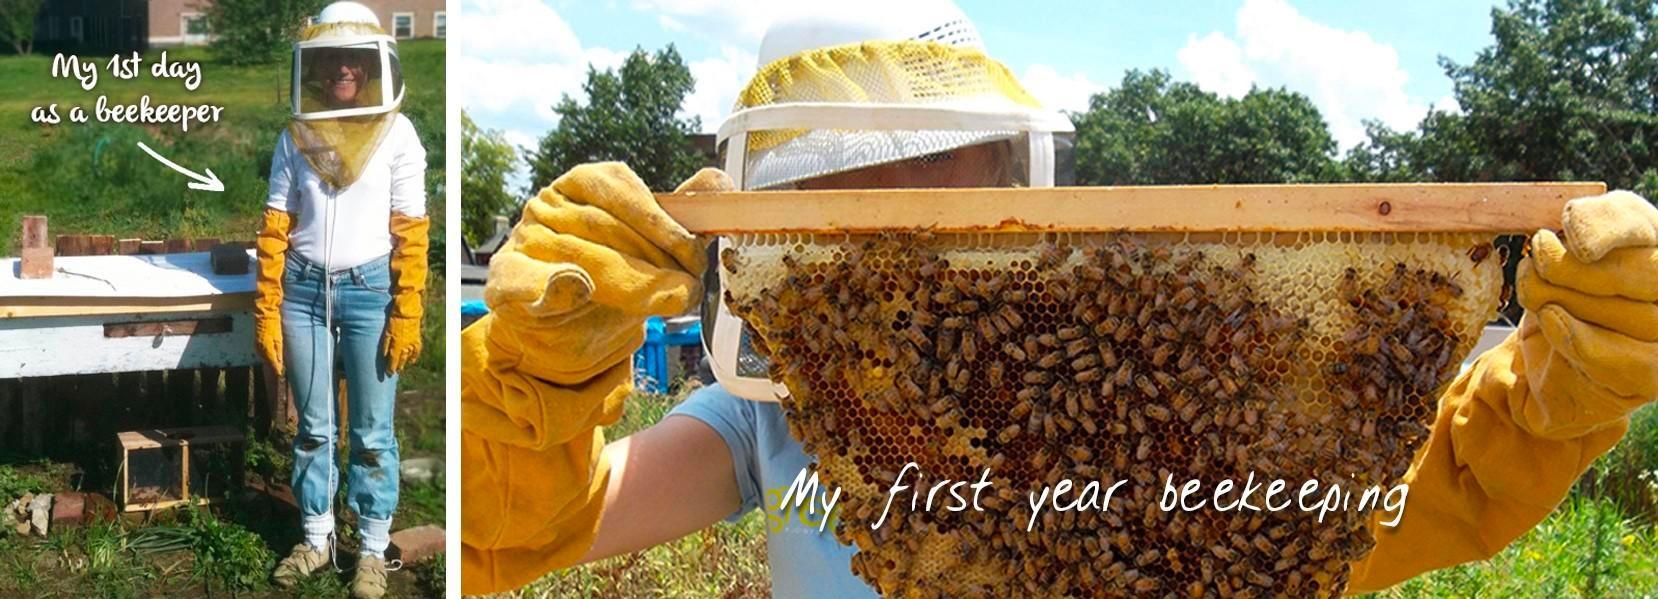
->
xmin=705 ymin=0 xmax=1074 ymax=402
xmin=287 ymin=1 xmax=404 ymax=189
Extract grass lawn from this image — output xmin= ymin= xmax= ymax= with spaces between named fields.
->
xmin=0 ymin=40 xmax=449 ymax=598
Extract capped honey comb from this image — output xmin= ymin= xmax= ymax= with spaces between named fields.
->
xmin=722 ymin=231 xmax=1506 ymax=598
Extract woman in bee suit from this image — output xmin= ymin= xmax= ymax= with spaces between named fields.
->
xmin=252 ymin=2 xmax=428 ymax=597
xmin=459 ymin=0 xmax=1658 ymax=594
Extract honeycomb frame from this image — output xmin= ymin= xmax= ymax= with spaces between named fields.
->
xmin=722 ymin=230 xmax=1507 ymax=598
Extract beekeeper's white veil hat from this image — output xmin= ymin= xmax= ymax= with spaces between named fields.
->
xmin=287 ymin=0 xmax=405 ymax=189
xmin=716 ymin=0 xmax=1072 ymax=191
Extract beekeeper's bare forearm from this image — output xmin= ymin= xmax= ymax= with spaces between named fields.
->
xmin=577 ymin=414 xmax=743 ymax=564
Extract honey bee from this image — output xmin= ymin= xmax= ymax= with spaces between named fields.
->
xmin=1468 ymin=243 xmax=1492 ymax=264
xmin=1134 ymin=374 xmax=1161 ymax=399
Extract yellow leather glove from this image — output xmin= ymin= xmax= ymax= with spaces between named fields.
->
xmin=253 ymin=208 xmax=292 ymax=377
xmin=384 ymin=213 xmax=430 ymax=374
xmin=461 ymin=163 xmax=732 ymax=594
xmin=1349 ymin=190 xmax=1658 ymax=593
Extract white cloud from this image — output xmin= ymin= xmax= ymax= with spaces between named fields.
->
xmin=1021 ymin=64 xmax=1106 ymax=114
xmin=1176 ymin=32 xmax=1254 ymax=99
xmin=683 ymin=46 xmax=757 ymax=132
xmin=1176 ymin=0 xmax=1427 ymax=149
xmin=628 ymin=0 xmax=788 ymax=50
xmin=457 ymin=0 xmax=629 ymax=134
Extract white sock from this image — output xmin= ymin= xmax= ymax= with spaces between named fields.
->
xmin=302 ymin=513 xmax=334 ymax=552
xmin=359 ymin=515 xmax=393 ymax=559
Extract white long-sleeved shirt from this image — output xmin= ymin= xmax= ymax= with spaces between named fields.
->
xmin=266 ymin=113 xmax=427 ymax=271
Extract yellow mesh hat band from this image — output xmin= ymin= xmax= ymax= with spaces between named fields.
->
xmin=298 ymin=21 xmax=387 ymax=41
xmin=736 ymin=40 xmax=1042 ymax=154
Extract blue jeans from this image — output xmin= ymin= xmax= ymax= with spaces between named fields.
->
xmin=282 ymin=252 xmax=400 ymax=525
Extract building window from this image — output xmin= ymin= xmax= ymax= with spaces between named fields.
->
xmin=69 ymin=17 xmax=83 ymax=41
xmin=433 ymin=11 xmax=445 ymax=38
xmin=393 ymin=12 xmax=414 ymax=39
xmin=183 ymin=15 xmax=209 ymax=35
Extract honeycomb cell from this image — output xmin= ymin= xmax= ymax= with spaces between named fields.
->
xmin=722 ymin=231 xmax=1502 ymax=598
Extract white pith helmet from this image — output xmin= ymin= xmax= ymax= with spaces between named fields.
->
xmin=716 ymin=0 xmax=1071 ymax=192
xmin=316 ymin=1 xmax=380 ymax=27
xmin=704 ymin=0 xmax=1074 ymax=403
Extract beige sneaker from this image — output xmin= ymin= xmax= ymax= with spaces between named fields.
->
xmin=272 ymin=543 xmax=330 ymax=588
xmin=351 ymin=554 xmax=390 ymax=599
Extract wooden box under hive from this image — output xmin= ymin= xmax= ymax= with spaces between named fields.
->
xmin=118 ymin=425 xmax=243 ymax=512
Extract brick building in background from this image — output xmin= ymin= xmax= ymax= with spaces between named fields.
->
xmin=148 ymin=0 xmax=446 ymax=46
xmin=30 ymin=0 xmax=148 ymax=55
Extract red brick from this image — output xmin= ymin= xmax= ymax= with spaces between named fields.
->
xmin=50 ymin=492 xmax=85 ymax=528
xmin=389 ymin=525 xmax=445 ymax=563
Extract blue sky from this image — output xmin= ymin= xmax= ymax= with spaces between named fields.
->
xmin=459 ymin=0 xmax=1506 ymax=168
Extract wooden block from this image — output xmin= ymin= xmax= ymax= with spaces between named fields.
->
xmin=57 ymin=235 xmax=89 ymax=256
xmin=21 ymin=215 xmax=47 ymax=248
xmin=193 ymin=238 xmax=220 ymax=251
xmin=117 ymin=239 xmax=141 ymax=254
xmin=88 ymin=236 xmax=114 ymax=255
xmin=20 ymin=247 xmax=53 ymax=279
xmin=165 ymin=239 xmax=190 ymax=254
xmin=138 ymin=241 xmax=165 ymax=255
xmin=210 ymin=244 xmax=250 ymax=275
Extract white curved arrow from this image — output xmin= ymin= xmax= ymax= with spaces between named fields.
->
xmin=136 ymin=141 xmax=224 ymax=192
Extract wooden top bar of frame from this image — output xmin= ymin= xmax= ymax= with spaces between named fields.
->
xmin=118 ymin=425 xmax=244 ymax=450
xmin=657 ymin=182 xmax=1605 ymax=234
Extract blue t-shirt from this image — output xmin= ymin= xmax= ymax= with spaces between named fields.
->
xmin=670 ymin=384 xmax=879 ymax=598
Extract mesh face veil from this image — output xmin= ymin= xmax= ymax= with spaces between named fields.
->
xmin=704 ymin=3 xmax=1073 ymax=403
xmin=287 ymin=17 xmax=404 ymax=189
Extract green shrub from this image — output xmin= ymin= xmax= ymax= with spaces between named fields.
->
xmin=184 ymin=508 xmax=275 ymax=594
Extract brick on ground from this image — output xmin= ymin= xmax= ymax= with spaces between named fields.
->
xmin=50 ymin=492 xmax=84 ymax=528
xmin=389 ymin=525 xmax=445 ymax=564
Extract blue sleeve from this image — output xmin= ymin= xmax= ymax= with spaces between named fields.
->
xmin=668 ymin=384 xmax=763 ymax=522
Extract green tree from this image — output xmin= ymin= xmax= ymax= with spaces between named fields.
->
xmin=206 ymin=0 xmax=327 ymax=65
xmin=0 ymin=0 xmax=43 ymax=55
xmin=1072 ymin=70 xmax=1341 ymax=185
xmin=1348 ymin=0 xmax=1657 ymax=199
xmin=462 ymin=111 xmax=520 ymax=246
xmin=527 ymin=45 xmax=704 ymax=193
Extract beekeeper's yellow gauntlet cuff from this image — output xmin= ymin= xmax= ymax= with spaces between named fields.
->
xmin=384 ymin=213 xmax=429 ymax=373
xmin=461 ymin=164 xmax=730 ymax=594
xmin=1351 ymin=192 xmax=1658 ymax=593
xmin=254 ymin=208 xmax=291 ymax=376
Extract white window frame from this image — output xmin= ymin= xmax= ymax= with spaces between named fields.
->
xmin=181 ymin=12 xmax=210 ymax=44
xmin=69 ymin=16 xmax=83 ymax=41
xmin=392 ymin=12 xmax=415 ymax=39
xmin=433 ymin=11 xmax=445 ymax=39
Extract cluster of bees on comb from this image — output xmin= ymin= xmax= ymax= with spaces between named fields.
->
xmin=723 ymin=231 xmax=1501 ymax=598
